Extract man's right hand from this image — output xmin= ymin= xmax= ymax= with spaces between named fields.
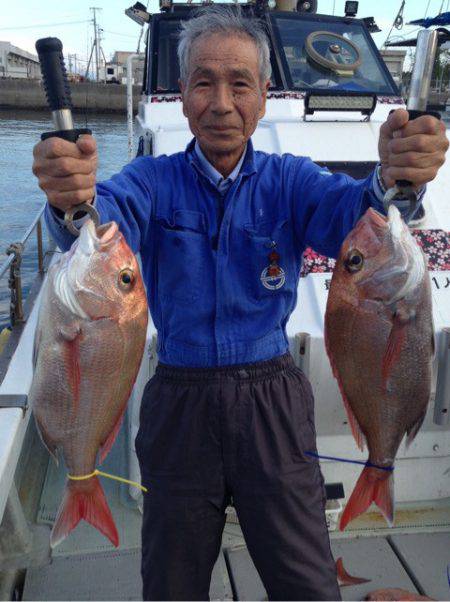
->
xmin=32 ymin=134 xmax=98 ymax=212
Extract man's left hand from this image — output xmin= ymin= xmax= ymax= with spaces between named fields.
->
xmin=378 ymin=108 xmax=448 ymax=190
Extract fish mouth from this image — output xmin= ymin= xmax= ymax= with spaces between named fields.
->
xmin=358 ymin=206 xmax=425 ymax=304
xmin=367 ymin=207 xmax=388 ymax=228
xmin=61 ymin=220 xmax=120 ymax=311
xmin=385 ymin=205 xmax=426 ymax=303
xmin=387 ymin=204 xmax=406 ymax=239
xmin=94 ymin=222 xmax=119 ymax=244
xmin=76 ymin=220 xmax=119 ymax=256
xmin=86 ymin=220 xmax=119 ymax=247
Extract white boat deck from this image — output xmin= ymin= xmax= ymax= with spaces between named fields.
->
xmin=21 ymin=417 xmax=450 ymax=602
xmin=0 ymin=101 xmax=449 ymax=601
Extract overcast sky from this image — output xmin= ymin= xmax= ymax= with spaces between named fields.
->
xmin=0 ymin=0 xmax=448 ymax=67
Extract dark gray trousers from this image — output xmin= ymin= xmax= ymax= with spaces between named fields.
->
xmin=135 ymin=353 xmax=341 ymax=601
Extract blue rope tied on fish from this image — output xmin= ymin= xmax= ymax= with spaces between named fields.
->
xmin=305 ymin=451 xmax=394 ymax=471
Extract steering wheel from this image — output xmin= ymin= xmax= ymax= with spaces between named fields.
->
xmin=305 ymin=31 xmax=361 ymax=74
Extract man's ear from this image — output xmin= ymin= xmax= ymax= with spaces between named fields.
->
xmin=258 ymin=79 xmax=271 ymax=119
xmin=179 ymin=78 xmax=188 ymax=118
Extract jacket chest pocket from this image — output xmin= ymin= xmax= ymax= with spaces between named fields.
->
xmin=154 ymin=209 xmax=209 ymax=304
xmin=243 ymin=217 xmax=294 ymax=300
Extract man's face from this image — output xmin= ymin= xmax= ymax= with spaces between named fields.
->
xmin=180 ymin=32 xmax=270 ymax=158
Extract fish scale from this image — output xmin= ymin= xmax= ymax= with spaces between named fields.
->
xmin=325 ymin=206 xmax=433 ymax=530
xmin=29 ymin=219 xmax=148 ymax=547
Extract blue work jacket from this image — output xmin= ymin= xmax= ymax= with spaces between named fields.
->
xmin=46 ymin=138 xmax=398 ymax=367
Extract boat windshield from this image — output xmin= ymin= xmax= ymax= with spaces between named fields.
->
xmin=152 ymin=16 xmax=279 ymax=92
xmin=270 ymin=14 xmax=397 ymax=95
xmin=149 ymin=13 xmax=398 ymax=96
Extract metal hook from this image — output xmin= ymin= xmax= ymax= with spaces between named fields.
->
xmin=383 ymin=184 xmax=419 ymax=223
xmin=64 ymin=203 xmax=101 ymax=237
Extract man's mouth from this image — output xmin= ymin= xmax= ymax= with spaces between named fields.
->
xmin=207 ymin=125 xmax=237 ymax=131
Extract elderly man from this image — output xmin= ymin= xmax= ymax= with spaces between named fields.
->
xmin=32 ymin=6 xmax=448 ymax=601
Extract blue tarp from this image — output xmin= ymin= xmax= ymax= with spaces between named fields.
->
xmin=409 ymin=12 xmax=450 ymax=28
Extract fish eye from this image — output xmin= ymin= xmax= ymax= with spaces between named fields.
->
xmin=119 ymin=268 xmax=135 ymax=289
xmin=346 ymin=250 xmax=364 ymax=273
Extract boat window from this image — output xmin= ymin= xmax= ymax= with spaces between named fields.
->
xmin=153 ymin=16 xmax=282 ymax=93
xmin=271 ymin=15 xmax=397 ymax=95
xmin=156 ymin=19 xmax=182 ymax=92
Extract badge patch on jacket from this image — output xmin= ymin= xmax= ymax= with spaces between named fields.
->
xmin=260 ymin=266 xmax=286 ymax=290
xmin=261 ymin=243 xmax=285 ymax=290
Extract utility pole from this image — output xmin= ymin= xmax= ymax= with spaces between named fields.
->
xmin=97 ymin=26 xmax=106 ymax=82
xmin=90 ymin=7 xmax=102 ymax=82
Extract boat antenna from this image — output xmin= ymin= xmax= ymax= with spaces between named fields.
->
xmin=382 ymin=0 xmax=406 ymax=49
xmin=136 ymin=0 xmax=150 ymax=54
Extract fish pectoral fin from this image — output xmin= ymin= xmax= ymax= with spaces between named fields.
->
xmin=382 ymin=313 xmax=409 ymax=391
xmin=62 ymin=333 xmax=82 ymax=414
xmin=405 ymin=410 xmax=427 ymax=449
xmin=59 ymin=321 xmax=82 ymax=342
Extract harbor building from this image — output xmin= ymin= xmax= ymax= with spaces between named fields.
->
xmin=380 ymin=49 xmax=407 ymax=89
xmin=102 ymin=50 xmax=143 ymax=84
xmin=0 ymin=41 xmax=41 ymax=79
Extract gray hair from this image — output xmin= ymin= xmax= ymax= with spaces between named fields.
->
xmin=177 ymin=6 xmax=272 ymax=84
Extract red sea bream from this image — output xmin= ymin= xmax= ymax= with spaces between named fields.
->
xmin=325 ymin=206 xmax=433 ymax=530
xmin=30 ymin=220 xmax=148 ymax=547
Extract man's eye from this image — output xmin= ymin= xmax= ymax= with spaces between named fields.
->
xmin=234 ymin=81 xmax=249 ymax=87
xmin=195 ymin=81 xmax=209 ymax=87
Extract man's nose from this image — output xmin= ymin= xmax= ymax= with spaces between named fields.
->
xmin=210 ymin=83 xmax=234 ymax=114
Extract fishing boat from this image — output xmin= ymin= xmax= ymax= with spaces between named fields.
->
xmin=0 ymin=1 xmax=449 ymax=600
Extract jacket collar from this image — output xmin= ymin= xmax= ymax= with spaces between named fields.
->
xmin=185 ymin=138 xmax=257 ymax=180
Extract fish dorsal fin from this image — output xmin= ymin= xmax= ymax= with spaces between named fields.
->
xmin=34 ymin=415 xmax=59 ymax=465
xmin=340 ymin=386 xmax=366 ymax=451
xmin=431 ymin=318 xmax=436 ymax=358
xmin=98 ymin=405 xmax=127 ymax=465
xmin=32 ymin=327 xmax=42 ymax=370
xmin=405 ymin=410 xmax=427 ymax=449
xmin=327 ymin=354 xmax=365 ymax=450
xmin=325 ymin=321 xmax=365 ymax=451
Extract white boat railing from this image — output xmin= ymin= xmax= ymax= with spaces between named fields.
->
xmin=0 ymin=204 xmax=47 ymax=329
xmin=0 ymin=204 xmax=54 ymax=527
xmin=126 ymin=53 xmax=145 ymax=162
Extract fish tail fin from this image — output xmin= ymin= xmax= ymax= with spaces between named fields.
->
xmin=339 ymin=466 xmax=394 ymax=530
xmin=336 ymin=557 xmax=371 ymax=587
xmin=50 ymin=476 xmax=119 ymax=548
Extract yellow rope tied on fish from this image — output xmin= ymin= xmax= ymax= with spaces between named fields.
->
xmin=67 ymin=469 xmax=148 ymax=493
